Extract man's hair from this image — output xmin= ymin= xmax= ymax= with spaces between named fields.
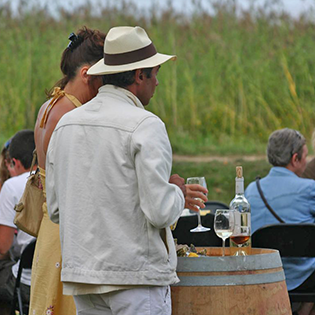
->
xmin=267 ymin=128 xmax=306 ymax=167
xmin=102 ymin=67 xmax=153 ymax=88
xmin=9 ymin=129 xmax=35 ymax=169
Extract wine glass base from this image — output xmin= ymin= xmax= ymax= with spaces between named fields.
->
xmin=190 ymin=225 xmax=211 ymax=233
xmin=233 ymin=249 xmax=247 ymax=256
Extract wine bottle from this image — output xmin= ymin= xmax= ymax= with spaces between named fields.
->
xmin=229 ymin=166 xmax=251 ymax=255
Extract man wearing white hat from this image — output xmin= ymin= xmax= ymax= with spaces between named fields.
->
xmin=46 ymin=26 xmax=207 ymax=314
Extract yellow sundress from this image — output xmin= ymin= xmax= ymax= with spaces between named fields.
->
xmin=29 ymin=88 xmax=81 ymax=315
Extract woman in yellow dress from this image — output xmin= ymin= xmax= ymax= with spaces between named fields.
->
xmin=30 ymin=27 xmax=105 ymax=315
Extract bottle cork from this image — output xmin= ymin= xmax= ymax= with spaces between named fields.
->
xmin=236 ymin=166 xmax=243 ymax=178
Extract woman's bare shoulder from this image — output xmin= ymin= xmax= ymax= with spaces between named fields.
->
xmin=36 ymin=96 xmax=75 ymax=130
xmin=47 ymin=97 xmax=75 ymax=126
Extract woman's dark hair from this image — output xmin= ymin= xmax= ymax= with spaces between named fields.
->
xmin=47 ymin=26 xmax=106 ymax=97
xmin=102 ymin=67 xmax=153 ymax=88
xmin=0 ymin=144 xmax=11 ymax=186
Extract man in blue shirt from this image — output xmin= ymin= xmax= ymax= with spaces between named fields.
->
xmin=245 ymin=128 xmax=315 ymax=315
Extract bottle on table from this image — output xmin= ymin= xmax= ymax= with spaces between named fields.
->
xmin=229 ymin=166 xmax=251 ymax=256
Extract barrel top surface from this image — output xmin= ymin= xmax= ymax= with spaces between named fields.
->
xmin=196 ymin=247 xmax=279 ymax=256
xmin=176 ymin=247 xmax=283 ymax=272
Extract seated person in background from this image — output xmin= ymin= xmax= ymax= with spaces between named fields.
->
xmin=302 ymin=129 xmax=315 ymax=180
xmin=245 ymin=128 xmax=315 ymax=315
xmin=0 ymin=139 xmax=17 ymax=190
xmin=0 ymin=130 xmax=36 ymax=314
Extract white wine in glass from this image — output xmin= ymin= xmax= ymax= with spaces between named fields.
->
xmin=214 ymin=209 xmax=235 ymax=256
xmin=186 ymin=177 xmax=210 ymax=233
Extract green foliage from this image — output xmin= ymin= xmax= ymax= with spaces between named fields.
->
xmin=1 ymin=0 xmax=315 ymax=154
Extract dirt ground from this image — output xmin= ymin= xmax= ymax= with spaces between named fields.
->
xmin=172 ymin=154 xmax=266 ymax=163
xmin=172 ymin=154 xmax=315 ymax=163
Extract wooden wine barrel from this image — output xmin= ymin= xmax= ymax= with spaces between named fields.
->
xmin=171 ymin=247 xmax=291 ymax=315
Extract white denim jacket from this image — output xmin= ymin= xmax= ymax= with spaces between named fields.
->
xmin=46 ymin=85 xmax=184 ymax=286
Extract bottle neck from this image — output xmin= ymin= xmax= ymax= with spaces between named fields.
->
xmin=235 ymin=177 xmax=244 ymax=195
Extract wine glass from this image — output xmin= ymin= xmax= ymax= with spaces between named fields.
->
xmin=187 ymin=177 xmax=210 ymax=232
xmin=214 ymin=209 xmax=235 ymax=256
xmin=230 ymin=226 xmax=250 ymax=256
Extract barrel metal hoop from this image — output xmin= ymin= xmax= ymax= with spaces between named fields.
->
xmin=172 ymin=270 xmax=285 ymax=287
xmin=176 ymin=252 xmax=282 ymax=272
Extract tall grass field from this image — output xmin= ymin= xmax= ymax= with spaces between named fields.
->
xmin=1 ymin=0 xmax=315 ymax=156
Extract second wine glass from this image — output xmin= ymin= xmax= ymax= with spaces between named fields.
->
xmin=214 ymin=209 xmax=235 ymax=256
xmin=230 ymin=226 xmax=250 ymax=256
xmin=186 ymin=177 xmax=210 ymax=233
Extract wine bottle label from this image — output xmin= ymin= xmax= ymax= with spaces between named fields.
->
xmin=230 ymin=166 xmax=251 ymax=254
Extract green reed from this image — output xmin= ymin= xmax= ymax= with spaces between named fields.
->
xmin=1 ymin=0 xmax=315 ymax=154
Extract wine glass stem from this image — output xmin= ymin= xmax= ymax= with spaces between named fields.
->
xmin=197 ymin=208 xmax=202 ymax=226
xmin=222 ymin=239 xmax=226 ymax=257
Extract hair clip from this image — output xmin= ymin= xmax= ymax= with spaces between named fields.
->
xmin=4 ymin=139 xmax=11 ymax=150
xmin=67 ymin=32 xmax=83 ymax=51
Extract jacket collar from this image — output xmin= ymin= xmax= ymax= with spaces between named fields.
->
xmin=98 ymin=84 xmax=144 ymax=109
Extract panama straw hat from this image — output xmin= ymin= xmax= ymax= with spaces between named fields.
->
xmin=87 ymin=26 xmax=177 ymax=75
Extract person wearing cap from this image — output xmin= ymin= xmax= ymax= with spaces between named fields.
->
xmin=46 ymin=26 xmax=207 ymax=314
xmin=0 ymin=130 xmax=36 ymax=314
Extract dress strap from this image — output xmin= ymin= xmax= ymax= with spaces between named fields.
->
xmin=40 ymin=87 xmax=82 ymax=128
xmin=65 ymin=93 xmax=81 ymax=108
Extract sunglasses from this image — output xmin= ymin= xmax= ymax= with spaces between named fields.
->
xmin=10 ymin=159 xmax=15 ymax=168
